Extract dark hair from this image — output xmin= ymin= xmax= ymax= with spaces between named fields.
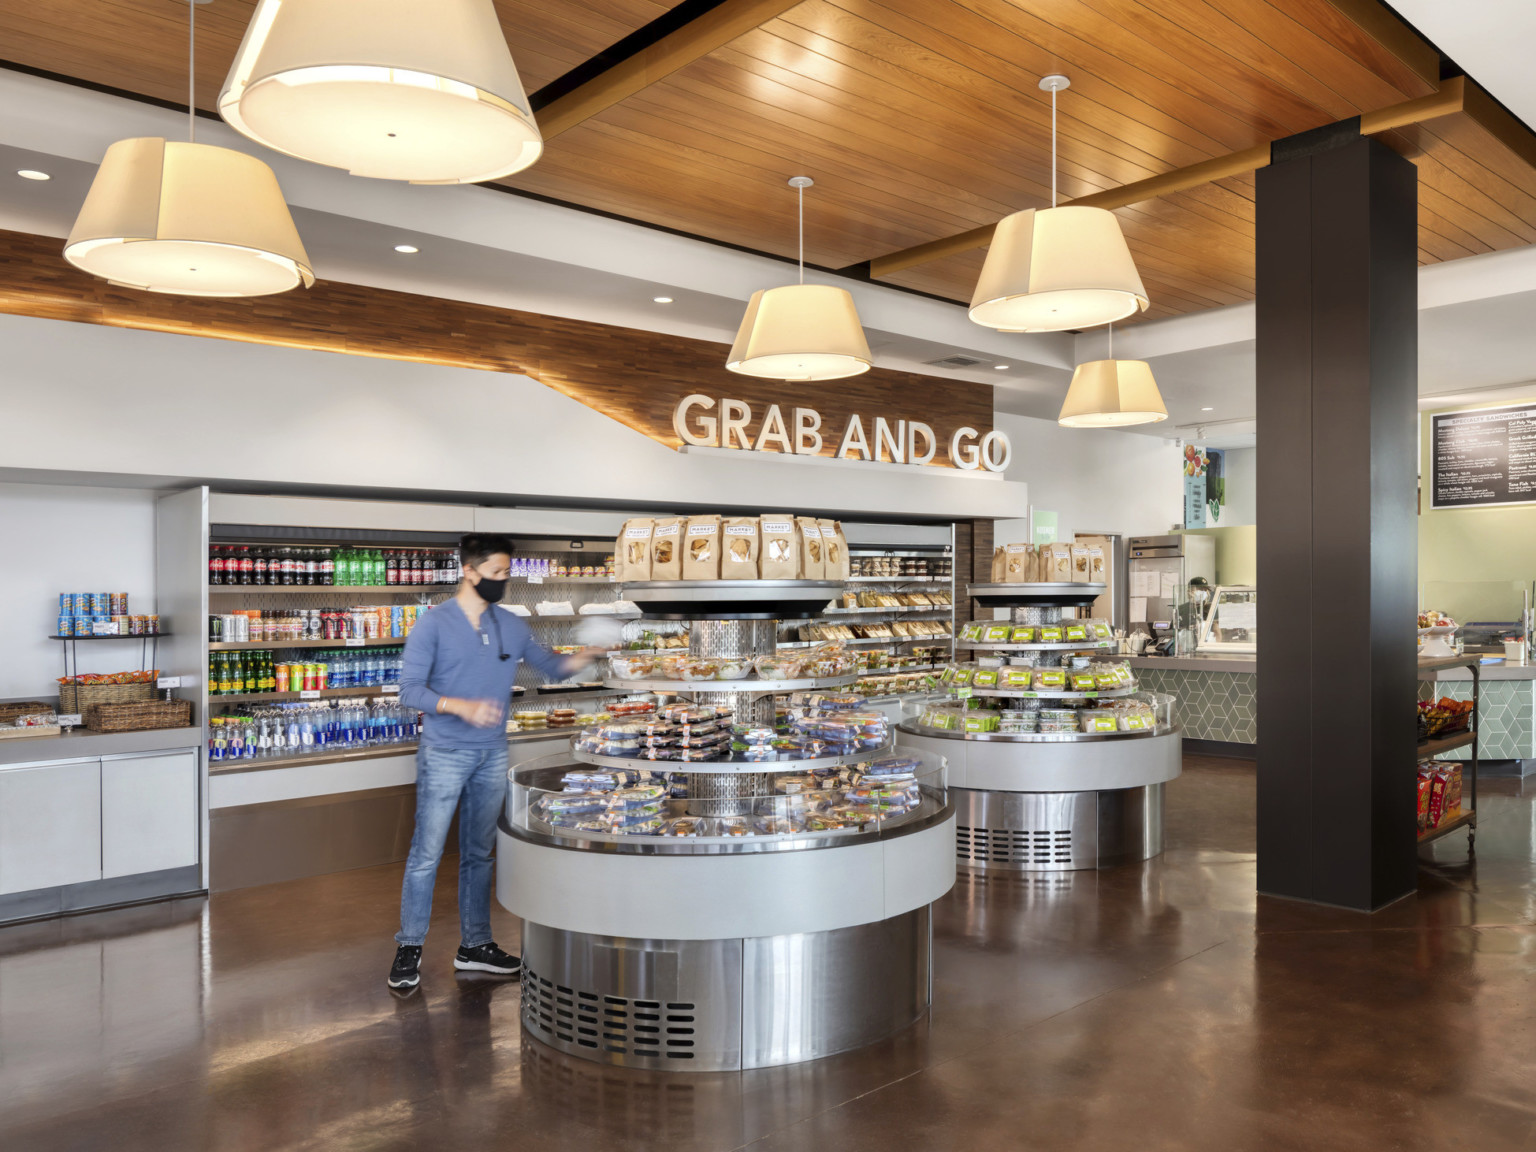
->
xmin=459 ymin=533 xmax=514 ymax=571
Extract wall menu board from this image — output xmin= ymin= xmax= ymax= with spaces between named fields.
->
xmin=1431 ymin=403 xmax=1536 ymax=510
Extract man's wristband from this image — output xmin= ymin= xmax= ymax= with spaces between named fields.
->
xmin=436 ymin=698 xmax=447 ymax=715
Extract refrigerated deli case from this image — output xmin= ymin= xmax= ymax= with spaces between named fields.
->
xmin=495 ymin=580 xmax=957 ymax=1072
xmin=897 ymin=582 xmax=1181 ymax=871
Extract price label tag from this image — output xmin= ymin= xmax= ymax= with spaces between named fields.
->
xmin=382 ymin=684 xmax=400 ymax=694
xmin=57 ymin=713 xmax=83 ymax=728
xmin=953 ymin=687 xmax=973 ymax=699
xmin=528 ymin=575 xmax=543 ymax=585
xmin=299 ymin=689 xmax=321 ymax=700
xmin=345 ymin=638 xmax=365 ymax=647
xmin=156 ymin=676 xmax=182 ymax=689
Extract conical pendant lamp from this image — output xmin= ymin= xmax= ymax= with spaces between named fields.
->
xmin=970 ymin=76 xmax=1148 ymax=333
xmin=727 ymin=177 xmax=872 ymax=382
xmin=65 ymin=0 xmax=312 ymax=297
xmin=1058 ymin=325 xmax=1168 ymax=428
xmin=219 ymin=0 xmax=542 ymax=185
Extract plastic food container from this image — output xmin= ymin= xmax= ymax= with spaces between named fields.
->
xmin=608 ymin=654 xmax=657 ymax=680
xmin=754 ymin=654 xmax=806 ymax=680
xmin=1009 ymin=626 xmax=1036 ymax=643
xmin=715 ymin=659 xmax=752 ymax=681
xmin=1080 ymin=713 xmax=1119 ymax=734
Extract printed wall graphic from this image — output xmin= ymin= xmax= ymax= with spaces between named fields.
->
xmin=1184 ymin=446 xmax=1226 ymax=528
xmin=1431 ymin=403 xmax=1536 ymax=509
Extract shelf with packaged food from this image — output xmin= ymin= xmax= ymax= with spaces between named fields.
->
xmin=956 ymin=640 xmax=1115 ymax=652
xmin=946 ymin=686 xmax=1140 ymax=701
xmin=1416 ymin=656 xmax=1479 ymax=853
xmin=776 ymin=636 xmax=950 ymax=648
xmin=208 ymin=584 xmax=451 ymax=595
xmin=967 ymin=582 xmax=1107 ymax=609
xmin=568 ymin=741 xmax=895 ymax=775
xmin=619 ymin=580 xmax=844 ymax=621
xmin=208 ymin=638 xmax=405 ymax=651
xmin=845 ymin=575 xmax=951 ymax=583
xmin=1418 ymin=807 xmax=1476 ymax=845
xmin=824 ymin=605 xmax=952 ymax=615
xmin=601 ymin=674 xmax=859 ymax=694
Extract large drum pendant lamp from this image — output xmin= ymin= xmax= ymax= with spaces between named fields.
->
xmin=970 ymin=76 xmax=1148 ymax=333
xmin=727 ymin=177 xmax=872 ymax=382
xmin=219 ymin=0 xmax=543 ymax=185
xmin=64 ymin=0 xmax=312 ymax=297
xmin=1058 ymin=327 xmax=1168 ymax=428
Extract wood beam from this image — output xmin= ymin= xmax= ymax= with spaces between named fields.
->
xmin=868 ymin=83 xmax=1469 ymax=281
xmin=533 ymin=0 xmax=806 ymax=140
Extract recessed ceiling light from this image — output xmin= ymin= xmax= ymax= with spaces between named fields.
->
xmin=1201 ymin=407 xmax=1214 ymax=411
xmin=16 ymin=169 xmax=50 ymax=181
xmin=393 ymin=244 xmax=419 ymax=254
xmin=653 ymin=296 xmax=673 ymax=304
xmin=993 ymin=363 xmax=1010 ymax=370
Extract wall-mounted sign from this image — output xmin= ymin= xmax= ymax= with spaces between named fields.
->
xmin=1431 ymin=403 xmax=1536 ymax=509
xmin=671 ymin=395 xmax=1012 ymax=472
xmin=1183 ymin=446 xmax=1225 ymax=527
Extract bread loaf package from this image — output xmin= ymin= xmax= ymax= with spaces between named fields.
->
xmin=721 ymin=517 xmax=761 ymax=579
xmin=796 ymin=517 xmax=826 ymax=580
xmin=682 ymin=516 xmax=722 ymax=579
xmin=759 ymin=514 xmax=800 ymax=579
xmin=650 ymin=516 xmax=684 ymax=580
xmin=616 ymin=518 xmax=654 ymax=582
xmin=1070 ymin=545 xmax=1091 ymax=583
xmin=1087 ymin=545 xmax=1106 ymax=583
xmin=818 ymin=520 xmax=850 ymax=580
xmin=990 ymin=545 xmax=1007 ymax=582
xmin=1003 ymin=543 xmax=1030 ymax=583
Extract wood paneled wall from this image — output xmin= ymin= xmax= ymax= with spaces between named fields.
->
xmin=953 ymin=518 xmax=993 ymax=629
xmin=0 ymin=228 xmax=990 ymax=463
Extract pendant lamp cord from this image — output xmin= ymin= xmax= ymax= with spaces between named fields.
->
xmin=1050 ymin=84 xmax=1057 ymax=208
xmin=1108 ymin=323 xmax=1113 ymax=359
xmin=187 ymin=0 xmax=196 ymax=143
xmin=797 ymin=181 xmax=805 ymax=285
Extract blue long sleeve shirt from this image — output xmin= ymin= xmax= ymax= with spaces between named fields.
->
xmin=400 ymin=599 xmax=573 ymax=748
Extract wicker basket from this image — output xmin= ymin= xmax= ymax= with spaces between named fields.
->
xmin=84 ymin=698 xmax=192 ymax=733
xmin=59 ymin=681 xmax=155 ymax=713
xmin=0 ymin=701 xmax=52 ymax=725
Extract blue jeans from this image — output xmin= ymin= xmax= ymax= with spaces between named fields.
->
xmin=396 ymin=744 xmax=509 ymax=948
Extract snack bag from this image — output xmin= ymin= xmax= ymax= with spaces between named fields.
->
xmin=819 ymin=520 xmax=851 ymax=580
xmin=721 ymin=517 xmax=761 ymax=579
xmin=1024 ymin=545 xmax=1041 ymax=583
xmin=650 ymin=517 xmax=684 ymax=580
xmin=991 ymin=546 xmax=1007 ymax=581
xmin=1047 ymin=544 xmax=1072 ymax=582
xmin=759 ymin=515 xmax=799 ymax=579
xmin=1087 ymin=546 xmax=1107 ymax=583
xmin=1081 ymin=713 xmax=1118 ymax=734
xmin=682 ymin=516 xmax=721 ymax=580
xmin=1415 ymin=772 xmax=1433 ymax=833
xmin=797 ymin=517 xmax=826 ymax=579
xmin=1010 ymin=626 xmax=1036 ymax=643
xmin=616 ymin=518 xmax=654 ymax=582
xmin=1004 ymin=543 xmax=1030 ymax=583
xmin=1070 ymin=545 xmax=1092 ymax=583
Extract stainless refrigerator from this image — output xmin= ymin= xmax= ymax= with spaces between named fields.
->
xmin=1126 ymin=534 xmax=1216 ymax=646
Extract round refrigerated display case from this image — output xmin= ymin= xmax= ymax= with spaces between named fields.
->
xmin=892 ymin=583 xmax=1182 ymax=872
xmin=495 ymin=580 xmax=957 ymax=1072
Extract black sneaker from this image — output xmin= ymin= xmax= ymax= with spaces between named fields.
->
xmin=388 ymin=945 xmax=422 ymax=989
xmin=454 ymin=941 xmax=521 ymax=975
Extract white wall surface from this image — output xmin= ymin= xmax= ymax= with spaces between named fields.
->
xmin=0 ymin=482 xmax=158 ymax=700
xmin=990 ymin=412 xmax=1184 ymax=547
xmin=0 ymin=313 xmax=1026 ymax=521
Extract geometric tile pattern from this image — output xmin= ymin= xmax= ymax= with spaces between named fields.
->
xmin=1135 ymin=668 xmax=1257 ymax=744
xmin=1418 ymin=679 xmax=1533 ymax=761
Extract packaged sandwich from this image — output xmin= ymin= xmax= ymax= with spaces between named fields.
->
xmin=759 ymin=514 xmax=800 ymax=579
xmin=682 ymin=516 xmax=722 ymax=579
xmin=650 ymin=517 xmax=684 ymax=580
xmin=797 ymin=517 xmax=826 ymax=579
xmin=616 ymin=518 xmax=654 ymax=582
xmin=721 ymin=517 xmax=761 ymax=579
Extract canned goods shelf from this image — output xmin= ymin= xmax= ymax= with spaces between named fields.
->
xmin=48 ymin=633 xmax=168 ymax=640
xmin=208 ymin=585 xmax=450 ymax=595
xmin=208 ymin=638 xmax=402 ymax=650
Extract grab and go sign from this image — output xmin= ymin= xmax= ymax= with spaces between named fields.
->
xmin=671 ymin=394 xmax=1012 ymax=472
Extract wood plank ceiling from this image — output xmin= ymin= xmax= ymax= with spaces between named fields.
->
xmin=2 ymin=0 xmax=1535 ymax=322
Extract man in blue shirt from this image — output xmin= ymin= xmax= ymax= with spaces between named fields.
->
xmin=389 ymin=533 xmax=596 ymax=990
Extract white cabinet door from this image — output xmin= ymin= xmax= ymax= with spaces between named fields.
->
xmin=0 ymin=759 xmax=102 ymax=894
xmin=101 ymin=752 xmax=199 ymax=880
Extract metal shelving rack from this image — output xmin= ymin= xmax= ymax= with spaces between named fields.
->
xmin=1417 ymin=654 xmax=1480 ymax=851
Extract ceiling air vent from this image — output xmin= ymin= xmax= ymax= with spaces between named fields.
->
xmin=924 ymin=355 xmax=986 ymax=369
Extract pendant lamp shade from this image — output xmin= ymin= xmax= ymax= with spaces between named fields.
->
xmin=970 ymin=206 xmax=1149 ymax=333
xmin=727 ymin=284 xmax=872 ymax=382
xmin=1058 ymin=358 xmax=1168 ymax=427
xmin=64 ymin=137 xmax=314 ymax=297
xmin=219 ymin=0 xmax=542 ymax=185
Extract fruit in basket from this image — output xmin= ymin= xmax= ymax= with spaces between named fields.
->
xmin=1417 ymin=610 xmax=1456 ymax=631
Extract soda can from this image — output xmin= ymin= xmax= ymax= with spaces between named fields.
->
xmin=315 ymin=663 xmax=329 ymax=690
xmin=209 ymin=615 xmax=222 ymax=641
xmin=129 ymin=616 xmax=145 ymax=636
xmin=56 ymin=615 xmax=72 ymax=637
xmin=391 ymin=605 xmax=404 ymax=638
xmin=275 ymin=664 xmax=290 ymax=693
xmin=58 ymin=593 xmax=74 ymax=614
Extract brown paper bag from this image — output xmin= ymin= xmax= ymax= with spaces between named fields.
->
xmin=818 ymin=520 xmax=850 ymax=580
xmin=1070 ymin=545 xmax=1091 ymax=583
xmin=990 ymin=546 xmax=1007 ymax=582
xmin=682 ymin=516 xmax=721 ymax=580
xmin=1087 ymin=546 xmax=1106 ymax=583
xmin=1023 ymin=545 xmax=1040 ymax=583
xmin=759 ymin=515 xmax=799 ymax=579
xmin=616 ymin=518 xmax=654 ymax=582
xmin=796 ymin=517 xmax=826 ymax=580
xmin=1004 ymin=543 xmax=1030 ymax=583
xmin=721 ymin=517 xmax=761 ymax=579
xmin=649 ymin=517 xmax=684 ymax=580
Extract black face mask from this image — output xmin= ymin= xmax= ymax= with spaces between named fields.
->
xmin=471 ymin=575 xmax=508 ymax=603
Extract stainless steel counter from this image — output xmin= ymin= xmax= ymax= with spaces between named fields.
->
xmin=0 ymin=726 xmax=202 ymax=766
xmin=1425 ymin=661 xmax=1536 ymax=682
xmin=1125 ymin=655 xmax=1257 ymax=673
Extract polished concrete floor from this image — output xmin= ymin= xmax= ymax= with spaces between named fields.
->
xmin=2 ymin=755 xmax=1534 ymax=1151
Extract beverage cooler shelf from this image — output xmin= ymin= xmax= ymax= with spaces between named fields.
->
xmin=208 ymin=638 xmax=403 ymax=651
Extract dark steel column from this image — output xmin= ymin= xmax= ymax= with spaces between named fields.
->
xmin=1256 ymin=134 xmax=1419 ymax=911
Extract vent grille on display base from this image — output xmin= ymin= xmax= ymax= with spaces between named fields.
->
xmin=924 ymin=355 xmax=987 ymax=369
xmin=956 ymin=824 xmax=1073 ymax=866
xmin=521 ymin=966 xmax=697 ymax=1062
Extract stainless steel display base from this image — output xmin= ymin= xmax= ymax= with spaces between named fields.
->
xmin=520 ymin=906 xmax=932 ymax=1072
xmin=953 ymin=784 xmax=1164 ymax=871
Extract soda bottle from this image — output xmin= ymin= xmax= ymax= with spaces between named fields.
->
xmin=320 ymin=547 xmax=335 ymax=585
xmin=252 ymin=547 xmax=268 ymax=586
xmin=386 ymin=550 xmax=399 ymax=585
xmin=304 ymin=548 xmax=318 ymax=586
xmin=209 ymin=652 xmax=221 ymax=695
xmin=208 ymin=545 xmax=223 ymax=586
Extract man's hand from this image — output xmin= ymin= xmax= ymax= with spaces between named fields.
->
xmin=442 ymin=698 xmax=506 ymax=728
